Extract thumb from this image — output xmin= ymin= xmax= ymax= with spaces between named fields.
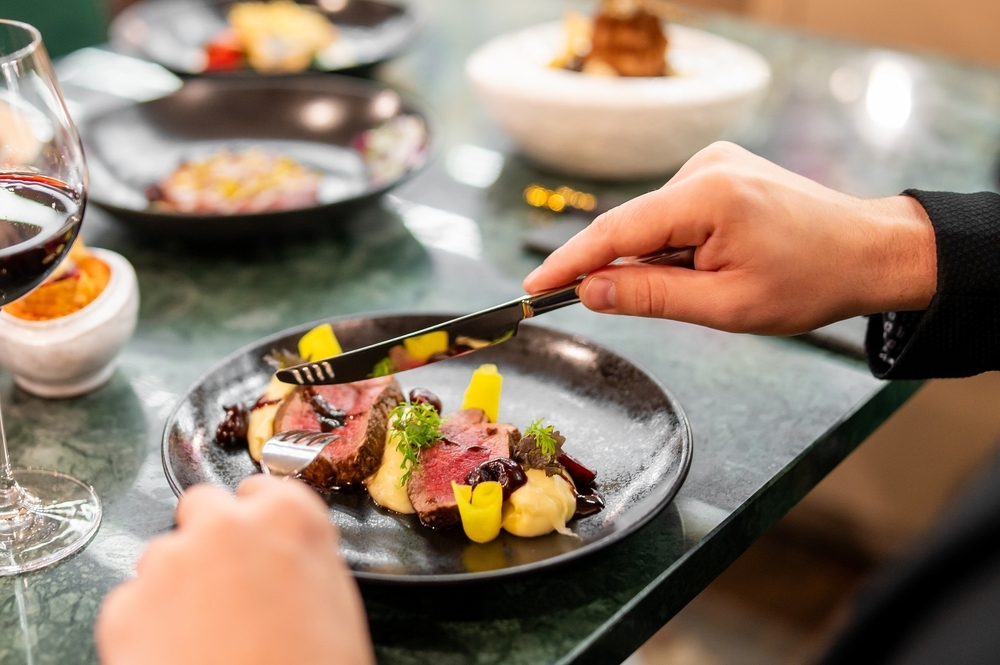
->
xmin=578 ymin=264 xmax=748 ymax=331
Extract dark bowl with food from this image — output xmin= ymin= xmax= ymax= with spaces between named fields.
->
xmin=80 ymin=75 xmax=430 ymax=239
xmin=109 ymin=0 xmax=422 ymax=76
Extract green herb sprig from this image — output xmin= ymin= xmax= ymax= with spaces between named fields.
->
xmin=369 ymin=357 xmax=396 ymax=378
xmin=390 ymin=401 xmax=443 ymax=485
xmin=513 ymin=418 xmax=566 ymax=474
xmin=525 ymin=418 xmax=558 ymax=457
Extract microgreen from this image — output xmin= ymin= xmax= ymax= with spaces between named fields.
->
xmin=513 ymin=418 xmax=566 ymax=474
xmin=369 ymin=357 xmax=396 ymax=378
xmin=390 ymin=401 xmax=443 ymax=485
xmin=525 ymin=418 xmax=558 ymax=457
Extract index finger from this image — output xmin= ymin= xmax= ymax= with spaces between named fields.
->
xmin=522 ymin=176 xmax=718 ymax=293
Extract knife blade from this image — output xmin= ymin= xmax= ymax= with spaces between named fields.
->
xmin=277 ymin=246 xmax=695 ymax=386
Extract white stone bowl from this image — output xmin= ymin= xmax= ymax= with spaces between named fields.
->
xmin=466 ymin=22 xmax=771 ymax=180
xmin=0 ymin=249 xmax=139 ymax=398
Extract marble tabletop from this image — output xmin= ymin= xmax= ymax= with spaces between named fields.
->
xmin=2 ymin=0 xmax=999 ymax=663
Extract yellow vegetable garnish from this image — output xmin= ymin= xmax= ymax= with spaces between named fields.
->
xmin=298 ymin=323 xmax=343 ymax=361
xmin=501 ymin=469 xmax=576 ymax=538
xmin=460 ymin=364 xmax=503 ymax=423
xmin=402 ymin=330 xmax=449 ymax=361
xmin=247 ymin=374 xmax=296 ymax=461
xmin=452 ymin=481 xmax=503 ymax=544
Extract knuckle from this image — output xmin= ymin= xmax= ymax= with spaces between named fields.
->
xmin=626 ymin=273 xmax=669 ymax=318
xmin=691 ymin=141 xmax=739 ymax=166
xmin=590 ymin=209 xmax=625 ymax=240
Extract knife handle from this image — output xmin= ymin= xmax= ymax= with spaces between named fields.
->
xmin=524 ymin=247 xmax=696 ymax=316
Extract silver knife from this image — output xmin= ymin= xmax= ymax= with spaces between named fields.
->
xmin=277 ymin=247 xmax=696 ymax=386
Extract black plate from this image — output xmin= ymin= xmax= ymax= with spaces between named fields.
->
xmin=162 ymin=314 xmax=693 ymax=584
xmin=80 ymin=76 xmax=429 ymax=239
xmin=109 ymin=0 xmax=422 ymax=75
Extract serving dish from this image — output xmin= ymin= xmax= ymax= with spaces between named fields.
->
xmin=0 ymin=248 xmax=139 ymax=398
xmin=110 ymin=0 xmax=422 ymax=75
xmin=466 ymin=22 xmax=771 ymax=179
xmin=80 ymin=75 xmax=429 ymax=239
xmin=162 ymin=313 xmax=693 ymax=583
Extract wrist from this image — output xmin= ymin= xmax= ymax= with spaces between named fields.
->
xmin=857 ymin=195 xmax=937 ymax=314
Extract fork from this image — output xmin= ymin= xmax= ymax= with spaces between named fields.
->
xmin=260 ymin=430 xmax=337 ymax=478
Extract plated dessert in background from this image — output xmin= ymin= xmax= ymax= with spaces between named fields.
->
xmin=0 ymin=240 xmax=139 ymax=398
xmin=551 ymin=0 xmax=671 ymax=77
xmin=163 ymin=313 xmax=692 ymax=581
xmin=215 ymin=324 xmax=605 ymax=543
xmin=466 ymin=2 xmax=771 ymax=179
xmin=81 ymin=76 xmax=429 ymax=237
xmin=110 ymin=0 xmax=421 ymax=75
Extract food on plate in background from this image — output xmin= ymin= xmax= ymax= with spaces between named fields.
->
xmin=0 ymin=100 xmax=42 ymax=170
xmin=551 ymin=0 xmax=671 ymax=77
xmin=206 ymin=1 xmax=339 ymax=73
xmin=146 ymin=149 xmax=321 ymax=215
xmin=214 ymin=323 xmax=605 ymax=543
xmin=4 ymin=240 xmax=110 ymax=321
xmin=354 ymin=115 xmax=428 ymax=186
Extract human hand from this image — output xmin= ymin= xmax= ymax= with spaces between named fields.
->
xmin=96 ymin=476 xmax=373 ymax=665
xmin=523 ymin=142 xmax=937 ymax=335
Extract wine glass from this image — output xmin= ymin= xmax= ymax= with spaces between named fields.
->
xmin=0 ymin=20 xmax=101 ymax=574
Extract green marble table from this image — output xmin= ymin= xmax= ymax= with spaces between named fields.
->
xmin=3 ymin=1 xmax=1000 ymax=663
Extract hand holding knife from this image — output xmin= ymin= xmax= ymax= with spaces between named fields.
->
xmin=277 ymin=247 xmax=696 ymax=386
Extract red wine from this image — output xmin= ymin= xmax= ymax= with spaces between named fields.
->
xmin=0 ymin=174 xmax=84 ymax=306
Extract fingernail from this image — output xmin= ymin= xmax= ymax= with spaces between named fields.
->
xmin=583 ymin=278 xmax=615 ymax=311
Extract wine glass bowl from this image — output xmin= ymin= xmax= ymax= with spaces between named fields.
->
xmin=0 ymin=20 xmax=101 ymax=575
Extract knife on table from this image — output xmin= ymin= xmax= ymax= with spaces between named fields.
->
xmin=277 ymin=247 xmax=696 ymax=386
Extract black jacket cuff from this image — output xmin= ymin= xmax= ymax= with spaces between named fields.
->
xmin=865 ymin=190 xmax=1000 ymax=379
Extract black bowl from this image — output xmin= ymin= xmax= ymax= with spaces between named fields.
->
xmin=80 ymin=75 xmax=429 ymax=239
xmin=109 ymin=0 xmax=422 ymax=75
xmin=162 ymin=313 xmax=693 ymax=584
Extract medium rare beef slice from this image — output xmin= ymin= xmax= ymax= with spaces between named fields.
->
xmin=274 ymin=376 xmax=403 ymax=489
xmin=407 ymin=409 xmax=519 ymax=528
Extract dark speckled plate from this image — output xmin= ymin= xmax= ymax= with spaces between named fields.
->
xmin=162 ymin=313 xmax=692 ymax=584
xmin=110 ymin=0 xmax=422 ymax=75
xmin=80 ymin=75 xmax=428 ymax=240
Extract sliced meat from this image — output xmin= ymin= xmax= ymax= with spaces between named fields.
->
xmin=441 ymin=408 xmax=488 ymax=430
xmin=273 ymin=376 xmax=403 ymax=489
xmin=406 ymin=409 xmax=519 ymax=528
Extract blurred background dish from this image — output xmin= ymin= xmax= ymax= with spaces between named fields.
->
xmin=0 ymin=245 xmax=139 ymax=399
xmin=80 ymin=75 xmax=429 ymax=239
xmin=466 ymin=20 xmax=770 ymax=180
xmin=109 ymin=0 xmax=422 ymax=75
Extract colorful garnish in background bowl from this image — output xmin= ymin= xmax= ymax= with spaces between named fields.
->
xmin=352 ymin=115 xmax=429 ymax=187
xmin=214 ymin=323 xmax=604 ymax=543
xmin=0 ymin=241 xmax=139 ymax=398
xmin=146 ymin=149 xmax=323 ymax=215
xmin=204 ymin=0 xmax=355 ymax=73
xmin=139 ymin=117 xmax=427 ymax=217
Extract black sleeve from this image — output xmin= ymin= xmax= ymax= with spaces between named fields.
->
xmin=865 ymin=190 xmax=1000 ymax=379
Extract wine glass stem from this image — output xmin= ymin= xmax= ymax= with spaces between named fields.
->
xmin=0 ymin=399 xmax=13 ymax=489
xmin=0 ymin=398 xmax=28 ymax=527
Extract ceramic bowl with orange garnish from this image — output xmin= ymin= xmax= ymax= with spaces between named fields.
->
xmin=0 ymin=241 xmax=139 ymax=398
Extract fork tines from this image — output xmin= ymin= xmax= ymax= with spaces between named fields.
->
xmin=273 ymin=430 xmax=339 ymax=446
